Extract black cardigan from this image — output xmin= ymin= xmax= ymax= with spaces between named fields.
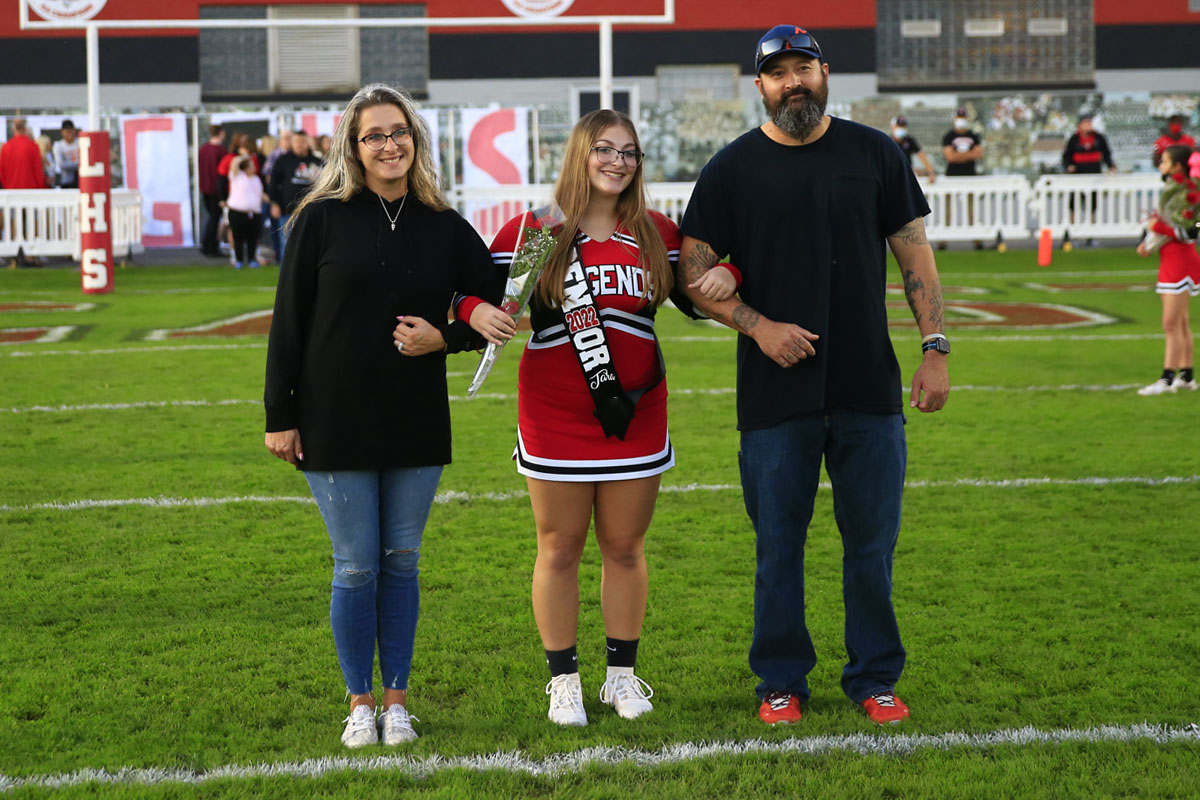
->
xmin=264 ymin=190 xmax=504 ymax=470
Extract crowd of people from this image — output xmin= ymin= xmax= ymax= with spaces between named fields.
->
xmin=262 ymin=22 xmax=950 ymax=751
xmin=197 ymin=124 xmax=326 ymax=268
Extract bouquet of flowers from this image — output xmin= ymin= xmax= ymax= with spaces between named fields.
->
xmin=466 ymin=203 xmax=565 ymax=396
xmin=1142 ymin=172 xmax=1200 ymax=253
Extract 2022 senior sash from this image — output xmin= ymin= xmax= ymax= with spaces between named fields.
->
xmin=560 ymin=250 xmax=640 ymax=440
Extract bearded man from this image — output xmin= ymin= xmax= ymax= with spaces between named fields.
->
xmin=677 ymin=24 xmax=949 ymax=727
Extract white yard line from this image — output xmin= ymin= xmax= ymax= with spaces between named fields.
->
xmin=0 ymin=381 xmax=1174 ymax=415
xmin=0 ymin=723 xmax=1195 ymax=792
xmin=3 ymin=475 xmax=1197 ymax=515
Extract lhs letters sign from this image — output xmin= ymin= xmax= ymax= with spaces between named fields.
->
xmin=79 ymin=131 xmax=113 ymax=295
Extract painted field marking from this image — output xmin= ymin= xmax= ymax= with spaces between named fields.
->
xmin=0 ymin=723 xmax=1195 ymax=792
xmin=3 ymin=475 xmax=1198 ymax=515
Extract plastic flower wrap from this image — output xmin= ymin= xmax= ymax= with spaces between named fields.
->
xmin=467 ymin=203 xmax=565 ymax=396
xmin=1142 ymin=172 xmax=1200 ymax=253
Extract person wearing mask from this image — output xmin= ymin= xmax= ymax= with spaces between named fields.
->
xmin=890 ymin=116 xmax=935 ymax=183
xmin=1062 ymin=114 xmax=1116 ymax=244
xmin=198 ymin=124 xmax=227 ymax=257
xmin=941 ymin=108 xmax=984 ymax=248
xmin=268 ymin=129 xmax=323 ymax=261
xmin=1153 ymin=115 xmax=1195 ymax=167
xmin=941 ymin=107 xmax=982 ymax=177
xmin=52 ymin=120 xmax=80 ymax=189
xmin=264 ymin=84 xmax=508 ymax=749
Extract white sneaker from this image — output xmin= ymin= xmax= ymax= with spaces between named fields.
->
xmin=1173 ymin=376 xmax=1198 ymax=391
xmin=599 ymin=668 xmax=655 ymax=719
xmin=1137 ymin=378 xmax=1177 ymax=396
xmin=377 ymin=703 xmax=419 ymax=745
xmin=340 ymin=704 xmax=378 ymax=748
xmin=545 ymin=673 xmax=587 ymax=726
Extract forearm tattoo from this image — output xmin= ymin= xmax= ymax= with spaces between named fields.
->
xmin=903 ymin=267 xmax=945 ymax=330
xmin=683 ymin=240 xmax=720 ymax=283
xmin=730 ymin=304 xmax=761 ymax=334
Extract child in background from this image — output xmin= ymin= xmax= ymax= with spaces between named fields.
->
xmin=226 ymin=155 xmax=268 ymax=269
xmin=1136 ymin=144 xmax=1200 ymax=395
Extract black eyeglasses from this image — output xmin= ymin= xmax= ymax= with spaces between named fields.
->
xmin=358 ymin=128 xmax=412 ymax=151
xmin=757 ymin=32 xmax=823 ymax=66
xmin=591 ymin=146 xmax=644 ymax=166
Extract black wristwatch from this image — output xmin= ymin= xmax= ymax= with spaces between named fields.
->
xmin=921 ymin=334 xmax=950 ymax=355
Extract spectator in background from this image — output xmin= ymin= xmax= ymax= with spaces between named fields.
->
xmin=316 ymin=134 xmax=333 ymax=159
xmin=1062 ymin=115 xmax=1115 ymax=245
xmin=37 ymin=134 xmax=56 ymax=188
xmin=52 ymin=120 xmax=80 ymax=188
xmin=198 ymin=124 xmax=227 ymax=258
xmin=217 ymin=134 xmax=263 ymax=263
xmin=1 ymin=118 xmax=49 ymax=265
xmin=1153 ymin=115 xmax=1195 ymax=167
xmin=0 ymin=118 xmax=48 ymax=190
xmin=1061 ymin=114 xmax=1115 ymax=175
xmin=226 ymin=154 xmax=268 ymax=270
xmin=890 ymin=116 xmax=935 ymax=183
xmin=269 ymin=129 xmax=323 ymax=261
xmin=942 ymin=107 xmax=983 ymax=176
xmin=941 ymin=108 xmax=984 ymax=249
xmin=262 ymin=129 xmax=292 ymax=262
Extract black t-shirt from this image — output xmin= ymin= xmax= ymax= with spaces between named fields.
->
xmin=680 ymin=118 xmax=931 ymax=431
xmin=942 ymin=129 xmax=981 ymax=176
xmin=264 ymin=191 xmax=504 ymax=470
xmin=895 ymin=135 xmax=922 ymax=163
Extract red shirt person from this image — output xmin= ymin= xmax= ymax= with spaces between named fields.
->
xmin=0 ymin=118 xmax=48 ymax=189
xmin=1061 ymin=115 xmax=1116 ymax=174
xmin=1153 ymin=115 xmax=1196 ymax=166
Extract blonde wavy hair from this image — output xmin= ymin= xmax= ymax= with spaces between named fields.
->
xmin=534 ymin=110 xmax=672 ymax=308
xmin=290 ymin=84 xmax=446 ymax=225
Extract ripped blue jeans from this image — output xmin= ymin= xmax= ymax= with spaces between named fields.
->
xmin=304 ymin=467 xmax=443 ymax=694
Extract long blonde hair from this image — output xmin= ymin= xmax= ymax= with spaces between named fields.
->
xmin=534 ymin=110 xmax=672 ymax=308
xmin=290 ymin=84 xmax=446 ymax=224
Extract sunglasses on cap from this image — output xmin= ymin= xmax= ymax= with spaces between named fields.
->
xmin=757 ymin=32 xmax=823 ymax=70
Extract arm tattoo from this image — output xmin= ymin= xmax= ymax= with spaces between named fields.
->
xmin=683 ymin=240 xmax=720 ymax=283
xmin=902 ymin=268 xmax=925 ymax=323
xmin=730 ymin=304 xmax=761 ymax=334
xmin=893 ymin=219 xmax=928 ymax=247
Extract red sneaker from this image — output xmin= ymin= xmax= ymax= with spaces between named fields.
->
xmin=758 ymin=692 xmax=802 ymax=725
xmin=860 ymin=692 xmax=909 ymax=724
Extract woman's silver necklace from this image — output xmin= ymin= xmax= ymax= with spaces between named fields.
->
xmin=378 ymin=192 xmax=407 ymax=231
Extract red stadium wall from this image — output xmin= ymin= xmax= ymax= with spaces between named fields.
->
xmin=0 ymin=0 xmax=875 ymax=36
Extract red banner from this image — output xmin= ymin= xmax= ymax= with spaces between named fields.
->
xmin=78 ymin=131 xmax=114 ymax=295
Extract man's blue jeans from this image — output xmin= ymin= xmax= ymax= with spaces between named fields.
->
xmin=305 ymin=467 xmax=443 ymax=694
xmin=275 ymin=213 xmax=291 ymax=263
xmin=739 ymin=410 xmax=906 ymax=704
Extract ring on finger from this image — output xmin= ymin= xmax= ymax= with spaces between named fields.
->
xmin=395 ymin=341 xmax=405 ymax=352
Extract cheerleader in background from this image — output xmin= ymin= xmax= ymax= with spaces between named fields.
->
xmin=1137 ymin=144 xmax=1200 ymax=395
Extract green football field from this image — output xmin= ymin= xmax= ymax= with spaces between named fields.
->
xmin=1 ymin=249 xmax=1198 ymax=799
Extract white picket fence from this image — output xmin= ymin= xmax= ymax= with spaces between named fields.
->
xmin=451 ymin=174 xmax=1164 ymax=246
xmin=0 ymin=189 xmax=144 ymax=260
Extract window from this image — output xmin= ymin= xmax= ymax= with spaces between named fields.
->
xmin=268 ymin=5 xmax=360 ymax=94
xmin=656 ymin=65 xmax=740 ymax=102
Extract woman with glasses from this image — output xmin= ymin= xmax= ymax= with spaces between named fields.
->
xmin=264 ymin=84 xmax=512 ymax=749
xmin=472 ymin=110 xmax=737 ymax=726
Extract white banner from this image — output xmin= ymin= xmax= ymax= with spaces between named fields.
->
xmin=0 ymin=117 xmax=6 ymax=145
xmin=460 ymin=108 xmax=529 ymax=240
xmin=119 ymin=114 xmax=194 ymax=248
xmin=461 ymin=107 xmax=529 ymax=187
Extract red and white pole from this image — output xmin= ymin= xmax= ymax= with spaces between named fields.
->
xmin=78 ymin=131 xmax=113 ymax=294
